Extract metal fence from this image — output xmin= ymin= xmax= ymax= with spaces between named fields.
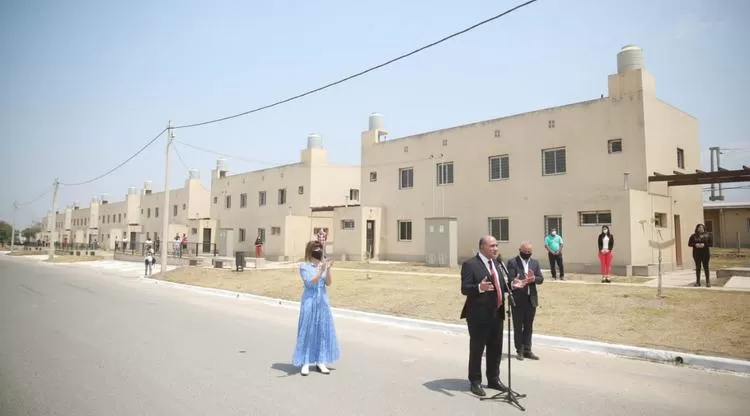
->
xmin=114 ymin=242 xmax=217 ymax=257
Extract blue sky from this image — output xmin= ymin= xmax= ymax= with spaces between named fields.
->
xmin=1 ymin=0 xmax=748 ymax=228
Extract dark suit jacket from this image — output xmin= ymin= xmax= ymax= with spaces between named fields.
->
xmin=506 ymin=256 xmax=544 ymax=308
xmin=460 ymin=254 xmax=507 ymax=322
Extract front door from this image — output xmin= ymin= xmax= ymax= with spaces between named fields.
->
xmin=674 ymin=214 xmax=682 ymax=267
xmin=129 ymin=232 xmax=136 ymax=250
xmin=366 ymin=220 xmax=375 ymax=260
xmin=202 ymin=228 xmax=212 ymax=253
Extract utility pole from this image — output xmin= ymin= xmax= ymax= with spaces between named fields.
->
xmin=48 ymin=178 xmax=59 ymax=261
xmin=161 ymin=121 xmax=174 ymax=275
xmin=10 ymin=201 xmax=18 ymax=252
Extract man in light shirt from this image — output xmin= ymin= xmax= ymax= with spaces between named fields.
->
xmin=544 ymin=228 xmax=564 ymax=280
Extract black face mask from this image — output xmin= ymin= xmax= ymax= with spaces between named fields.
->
xmin=311 ymin=250 xmax=323 ymax=260
xmin=519 ymin=251 xmax=532 ymax=260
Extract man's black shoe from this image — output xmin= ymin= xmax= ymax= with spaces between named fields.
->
xmin=470 ymin=382 xmax=486 ymax=397
xmin=487 ymin=379 xmax=508 ymax=392
xmin=524 ymin=351 xmax=540 ymax=360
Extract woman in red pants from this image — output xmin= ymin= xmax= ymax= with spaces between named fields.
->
xmin=597 ymin=226 xmax=614 ymax=283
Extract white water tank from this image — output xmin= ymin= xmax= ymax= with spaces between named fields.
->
xmin=617 ymin=45 xmax=644 ymax=73
xmin=216 ymin=158 xmax=227 ymax=171
xmin=144 ymin=181 xmax=152 ymax=191
xmin=189 ymin=169 xmax=200 ymax=180
xmin=128 ymin=187 xmax=137 ymax=196
xmin=307 ymin=133 xmax=323 ymax=149
xmin=369 ymin=113 xmax=384 ymax=131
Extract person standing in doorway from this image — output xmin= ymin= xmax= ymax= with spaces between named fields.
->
xmin=597 ymin=226 xmax=614 ymax=283
xmin=688 ymin=223 xmax=713 ymax=287
xmin=316 ymin=228 xmax=328 ymax=259
xmin=292 ymin=241 xmax=339 ymax=376
xmin=544 ymin=228 xmax=564 ymax=280
xmin=460 ymin=235 xmax=508 ymax=397
xmin=255 ymin=232 xmax=264 ymax=258
xmin=506 ymin=241 xmax=544 ymax=361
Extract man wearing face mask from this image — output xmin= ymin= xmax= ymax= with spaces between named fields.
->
xmin=506 ymin=242 xmax=544 ymax=361
xmin=544 ymin=228 xmax=564 ymax=280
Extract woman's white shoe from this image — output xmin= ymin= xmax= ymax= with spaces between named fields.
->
xmin=317 ymin=364 xmax=330 ymax=374
xmin=300 ymin=364 xmax=310 ymax=376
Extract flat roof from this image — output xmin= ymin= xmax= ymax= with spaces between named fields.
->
xmin=703 ymin=201 xmax=750 ymax=210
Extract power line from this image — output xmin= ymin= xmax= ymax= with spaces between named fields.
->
xmin=60 ymin=128 xmax=168 ymax=186
xmin=174 ymin=140 xmax=285 ymax=166
xmin=17 ymin=188 xmax=53 ymax=206
xmin=172 ymin=0 xmax=541 ymax=130
xmin=173 ymin=143 xmax=191 ymax=173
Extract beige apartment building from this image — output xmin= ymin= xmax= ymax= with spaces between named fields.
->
xmin=703 ymin=202 xmax=750 ymax=249
xmin=346 ymin=45 xmax=703 ymax=276
xmin=210 ymin=134 xmax=360 ymax=260
xmin=41 ymin=170 xmax=214 ymax=252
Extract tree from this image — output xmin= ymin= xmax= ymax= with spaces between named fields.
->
xmin=0 ymin=221 xmax=14 ymax=244
xmin=22 ymin=225 xmax=42 ymax=241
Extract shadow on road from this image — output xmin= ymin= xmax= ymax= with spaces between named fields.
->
xmin=423 ymin=378 xmax=469 ymax=397
xmin=271 ymin=362 xmax=299 ymax=377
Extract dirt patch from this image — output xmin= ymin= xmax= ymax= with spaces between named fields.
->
xmin=160 ymin=266 xmax=750 ymax=359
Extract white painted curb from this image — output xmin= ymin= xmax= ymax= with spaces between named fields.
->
xmin=141 ymin=277 xmax=750 ymax=375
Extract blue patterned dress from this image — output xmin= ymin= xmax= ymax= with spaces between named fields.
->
xmin=292 ymin=262 xmax=340 ymax=367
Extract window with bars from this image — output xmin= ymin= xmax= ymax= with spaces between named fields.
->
xmin=397 ymin=220 xmax=412 ymax=241
xmin=240 ymin=193 xmax=247 ymax=208
xmin=436 ymin=162 xmax=454 ymax=185
xmin=258 ymin=191 xmax=266 ymax=206
xmin=399 ymin=167 xmax=414 ymax=189
xmin=489 ymin=155 xmax=510 ymax=181
xmin=544 ymin=215 xmax=562 ymax=236
xmin=542 ymin=148 xmax=566 ymax=175
xmin=278 ymin=189 xmax=286 ymax=205
xmin=579 ymin=211 xmax=612 ymax=226
xmin=488 ymin=217 xmax=509 ymax=242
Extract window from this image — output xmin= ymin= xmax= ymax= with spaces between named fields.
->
xmin=225 ymin=195 xmax=231 ymax=209
xmin=397 ymin=220 xmax=413 ymax=241
xmin=542 ymin=147 xmax=566 ymax=175
xmin=257 ymin=228 xmax=266 ymax=242
xmin=349 ymin=188 xmax=360 ymax=201
xmin=147 ymin=208 xmax=151 ymax=218
xmin=544 ymin=215 xmax=562 ymax=236
xmin=494 ymin=129 xmax=502 ymax=138
xmin=239 ymin=228 xmax=246 ymax=242
xmin=271 ymin=227 xmax=281 ymax=235
xmin=278 ymin=188 xmax=287 ymax=205
xmin=213 ymin=196 xmax=218 ymax=204
xmin=579 ymin=211 xmax=612 ymax=226
xmin=183 ymin=204 xmax=186 ymax=210
xmin=313 ymin=227 xmax=329 ymax=235
xmin=746 ymin=218 xmax=750 ymax=233
xmin=442 ymin=139 xmax=448 ymax=146
xmin=298 ymin=186 xmax=304 ymax=195
xmin=341 ymin=220 xmax=355 ymax=230
xmin=654 ymin=212 xmax=667 ymax=228
xmin=608 ymin=139 xmax=623 ymax=153
xmin=488 ymin=217 xmax=509 ymax=242
xmin=437 ymin=162 xmax=454 ymax=185
xmin=173 ymin=205 xmax=178 ymax=217
xmin=403 ymin=146 xmax=408 ymax=153
xmin=258 ymin=191 xmax=266 ymax=206
xmin=548 ymin=120 xmax=555 ymax=129
xmin=118 ymin=214 xmax=122 ymax=223
xmin=677 ymin=148 xmax=685 ymax=169
xmin=370 ymin=171 xmax=378 ymax=182
xmin=489 ymin=155 xmax=510 ymax=181
xmin=399 ymin=167 xmax=414 ymax=189
xmin=704 ymin=220 xmax=713 ymax=233
xmin=240 ymin=193 xmax=247 ymax=208
xmin=155 ymin=207 xmax=159 ymax=218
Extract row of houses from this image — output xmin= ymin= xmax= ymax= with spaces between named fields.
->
xmin=39 ymin=45 xmax=750 ymax=275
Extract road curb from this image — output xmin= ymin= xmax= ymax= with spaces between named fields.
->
xmin=140 ymin=277 xmax=750 ymax=375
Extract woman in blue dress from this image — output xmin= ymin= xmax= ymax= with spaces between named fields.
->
xmin=292 ymin=240 xmax=340 ymax=376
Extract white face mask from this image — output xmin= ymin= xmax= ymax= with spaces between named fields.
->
xmin=551 ymin=231 xmax=557 ymax=236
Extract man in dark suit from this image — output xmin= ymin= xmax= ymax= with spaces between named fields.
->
xmin=460 ymin=235 xmax=508 ymax=397
xmin=506 ymin=241 xmax=544 ymax=361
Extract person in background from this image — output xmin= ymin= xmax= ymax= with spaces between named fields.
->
xmin=688 ymin=223 xmax=713 ymax=287
xmin=292 ymin=241 xmax=339 ymax=376
xmin=316 ymin=228 xmax=328 ymax=259
xmin=255 ymin=232 xmax=264 ymax=258
xmin=144 ymin=248 xmax=155 ymax=277
xmin=173 ymin=235 xmax=181 ymax=257
xmin=597 ymin=226 xmax=614 ymax=283
xmin=506 ymin=241 xmax=544 ymax=361
xmin=544 ymin=228 xmax=564 ymax=280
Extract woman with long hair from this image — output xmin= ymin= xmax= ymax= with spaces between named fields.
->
xmin=688 ymin=223 xmax=713 ymax=287
xmin=292 ymin=240 xmax=340 ymax=376
xmin=597 ymin=226 xmax=614 ymax=283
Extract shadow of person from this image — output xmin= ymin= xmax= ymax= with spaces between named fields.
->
xmin=270 ymin=362 xmax=298 ymax=377
xmin=423 ymin=378 xmax=470 ymax=397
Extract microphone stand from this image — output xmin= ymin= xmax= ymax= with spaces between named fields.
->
xmin=480 ymin=257 xmax=527 ymax=411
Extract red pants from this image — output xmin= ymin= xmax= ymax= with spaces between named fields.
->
xmin=598 ymin=251 xmax=613 ymax=275
xmin=255 ymin=246 xmax=262 ymax=257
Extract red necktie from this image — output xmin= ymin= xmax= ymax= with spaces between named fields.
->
xmin=488 ymin=260 xmax=502 ymax=307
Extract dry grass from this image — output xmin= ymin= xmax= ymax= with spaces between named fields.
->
xmin=338 ymin=261 xmax=458 ymax=275
xmin=558 ymin=274 xmax=652 ymax=284
xmin=160 ymin=266 xmax=750 ymax=359
xmin=47 ymin=255 xmax=105 ymax=263
xmin=711 ymin=248 xmax=750 ymax=269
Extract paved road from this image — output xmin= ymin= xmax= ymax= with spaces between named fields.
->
xmin=1 ymin=257 xmax=748 ymax=416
